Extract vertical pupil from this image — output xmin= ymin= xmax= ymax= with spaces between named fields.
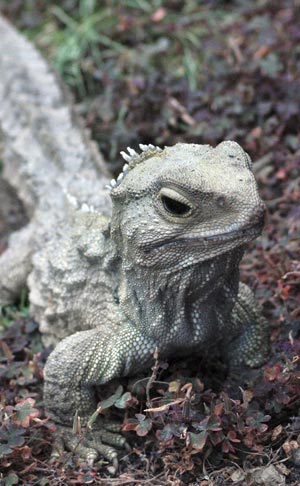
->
xmin=161 ymin=195 xmax=190 ymax=215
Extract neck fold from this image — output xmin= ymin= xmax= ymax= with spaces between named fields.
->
xmin=118 ymin=248 xmax=244 ymax=344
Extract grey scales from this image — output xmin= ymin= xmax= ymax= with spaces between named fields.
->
xmin=0 ymin=16 xmax=269 ymax=470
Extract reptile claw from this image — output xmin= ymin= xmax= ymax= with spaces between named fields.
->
xmin=49 ymin=424 xmax=127 ymax=472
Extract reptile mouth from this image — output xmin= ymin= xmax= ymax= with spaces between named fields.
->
xmin=144 ymin=222 xmax=264 ymax=253
xmin=197 ymin=222 xmax=263 ymax=242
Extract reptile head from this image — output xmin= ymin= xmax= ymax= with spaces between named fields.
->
xmin=110 ymin=141 xmax=265 ymax=268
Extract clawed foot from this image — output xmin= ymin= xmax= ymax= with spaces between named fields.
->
xmin=50 ymin=421 xmax=130 ymax=474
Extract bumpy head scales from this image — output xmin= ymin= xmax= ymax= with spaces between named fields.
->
xmin=105 ymin=144 xmax=163 ymax=191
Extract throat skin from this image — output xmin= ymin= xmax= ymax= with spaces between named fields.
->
xmin=118 ymin=246 xmax=245 ymax=356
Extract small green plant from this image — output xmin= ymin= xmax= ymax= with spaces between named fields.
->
xmin=0 ymin=290 xmax=29 ymax=330
xmin=34 ymin=0 xmax=126 ymax=95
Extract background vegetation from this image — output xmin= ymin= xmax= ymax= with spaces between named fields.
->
xmin=0 ymin=1 xmax=299 ymax=484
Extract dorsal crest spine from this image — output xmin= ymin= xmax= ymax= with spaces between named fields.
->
xmin=105 ymin=144 xmax=162 ymax=191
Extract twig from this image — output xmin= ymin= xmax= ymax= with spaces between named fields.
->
xmin=145 ymin=347 xmax=160 ymax=407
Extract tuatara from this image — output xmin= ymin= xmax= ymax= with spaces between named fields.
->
xmin=0 ymin=16 xmax=269 ymax=470
xmin=42 ymin=141 xmax=269 ymax=468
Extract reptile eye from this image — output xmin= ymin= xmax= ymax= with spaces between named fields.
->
xmin=161 ymin=195 xmax=191 ymax=216
xmin=158 ymin=187 xmax=193 ymax=218
xmin=159 ymin=187 xmax=193 ymax=218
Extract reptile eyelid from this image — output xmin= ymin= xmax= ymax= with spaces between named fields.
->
xmin=159 ymin=188 xmax=193 ymax=208
xmin=158 ymin=187 xmax=194 ymax=218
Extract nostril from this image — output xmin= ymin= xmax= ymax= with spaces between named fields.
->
xmin=260 ymin=203 xmax=267 ymax=219
xmin=217 ymin=196 xmax=226 ymax=207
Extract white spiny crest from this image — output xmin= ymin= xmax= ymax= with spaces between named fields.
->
xmin=127 ymin=147 xmax=138 ymax=157
xmin=63 ymin=188 xmax=80 ymax=209
xmin=63 ymin=189 xmax=97 ymax=213
xmin=120 ymin=144 xmax=162 ymax=164
xmin=80 ymin=203 xmax=90 ymax=213
xmin=106 ymin=143 xmax=163 ymax=192
xmin=120 ymin=151 xmax=131 ymax=162
xmin=105 ymin=179 xmax=116 ymax=192
xmin=65 ymin=192 xmax=79 ymax=209
xmin=79 ymin=202 xmax=97 ymax=213
xmin=139 ymin=143 xmax=156 ymax=151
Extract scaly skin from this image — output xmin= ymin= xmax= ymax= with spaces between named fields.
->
xmin=0 ymin=17 xmax=269 ymax=470
xmin=0 ymin=15 xmax=111 ymax=336
xmin=43 ymin=142 xmax=269 ymax=467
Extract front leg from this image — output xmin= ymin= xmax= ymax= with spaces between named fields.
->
xmin=44 ymin=322 xmax=156 ymax=468
xmin=226 ymin=283 xmax=270 ymax=382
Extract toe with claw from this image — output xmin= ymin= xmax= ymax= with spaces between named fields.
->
xmin=51 ymin=421 xmax=130 ymax=474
